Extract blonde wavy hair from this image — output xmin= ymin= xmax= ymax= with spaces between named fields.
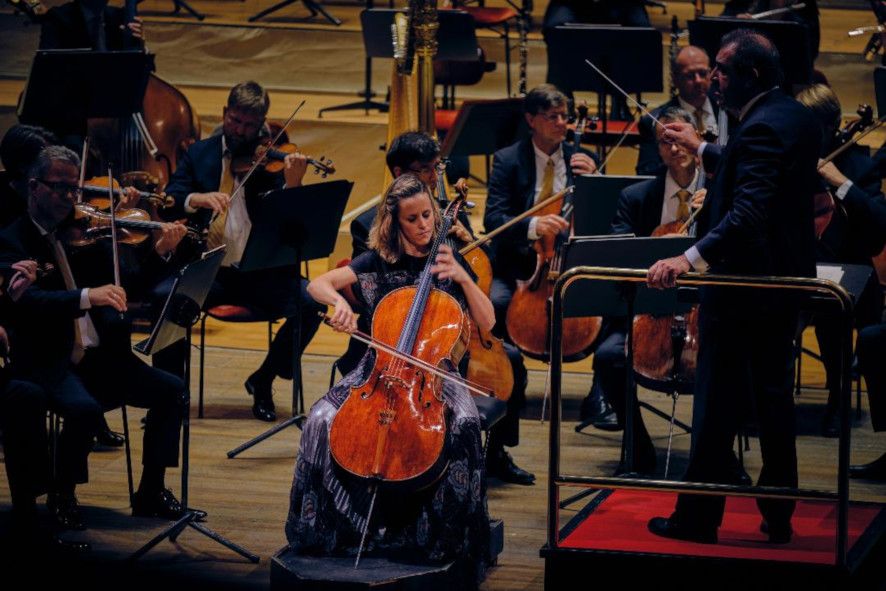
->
xmin=368 ymin=173 xmax=441 ymax=264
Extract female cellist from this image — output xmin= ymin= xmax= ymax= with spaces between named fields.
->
xmin=286 ymin=173 xmax=492 ymax=584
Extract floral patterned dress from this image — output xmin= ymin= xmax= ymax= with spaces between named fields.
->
xmin=285 ymin=250 xmax=490 ymax=585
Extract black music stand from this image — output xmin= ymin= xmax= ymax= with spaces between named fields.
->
xmin=560 ymin=236 xmax=694 ymax=478
xmin=18 ymin=50 xmax=153 ymax=137
xmin=875 ymin=66 xmax=886 ymax=119
xmin=227 ymin=179 xmax=353 ymax=459
xmin=439 ymin=98 xmax=528 ymax=183
xmin=546 ymin=25 xmax=662 ymax=164
xmin=688 ymin=17 xmax=812 ymax=90
xmin=250 ymin=0 xmax=341 ymax=25
xmin=571 ymin=175 xmax=654 ymax=236
xmin=130 ymin=248 xmax=259 ymax=563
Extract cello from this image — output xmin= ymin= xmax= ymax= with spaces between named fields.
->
xmin=504 ymin=105 xmax=602 ymax=361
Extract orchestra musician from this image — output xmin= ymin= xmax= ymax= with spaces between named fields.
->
xmin=849 ymin=321 xmax=886 ymax=481
xmin=483 ymin=85 xmax=603 ymax=423
xmin=348 ymin=131 xmax=534 ymax=485
xmin=722 ymin=1 xmax=819 ymax=61
xmin=154 ymin=81 xmax=325 ymax=422
xmin=286 ymin=174 xmax=491 ymax=584
xmin=636 ymin=46 xmax=720 ymax=176
xmin=0 ymin=145 xmax=195 ymax=532
xmin=794 ymin=84 xmax=886 ymax=437
xmin=39 ymin=0 xmax=143 ymax=51
xmin=646 ymin=30 xmax=821 ymax=544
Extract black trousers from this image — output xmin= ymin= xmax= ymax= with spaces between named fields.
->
xmin=487 ymin=342 xmax=528 ymax=449
xmin=153 ymin=265 xmax=324 ymax=383
xmin=674 ymin=304 xmax=798 ymax=531
xmin=0 ymin=379 xmax=49 ymax=507
xmin=40 ymin=348 xmax=184 ymax=486
xmin=858 ymin=322 xmax=886 ymax=432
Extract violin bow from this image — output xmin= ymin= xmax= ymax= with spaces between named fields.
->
xmin=227 ymin=99 xmax=306 ymax=204
xmin=319 ymin=314 xmax=494 ymax=399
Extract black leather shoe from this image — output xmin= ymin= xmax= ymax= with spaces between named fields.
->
xmin=47 ymin=492 xmax=86 ymax=531
xmin=849 ymin=453 xmax=886 ymax=481
xmin=245 ymin=375 xmax=277 ymax=422
xmin=252 ymin=398 xmax=276 ymax=422
xmin=591 ymin=409 xmax=623 ymax=432
xmin=760 ymin=520 xmax=793 ymax=544
xmin=648 ymin=516 xmax=717 ymax=544
xmin=132 ymin=488 xmax=208 ymax=521
xmin=487 ymin=449 xmax=535 ymax=485
xmin=95 ymin=427 xmax=125 ymax=449
xmin=579 ymin=389 xmax=611 ymax=422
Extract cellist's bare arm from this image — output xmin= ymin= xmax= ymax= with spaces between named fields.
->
xmin=307 ymin=266 xmax=359 ymax=333
xmin=431 ymin=245 xmax=495 ymax=332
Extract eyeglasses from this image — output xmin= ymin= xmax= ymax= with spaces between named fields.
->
xmin=537 ymin=111 xmax=569 ymax=123
xmin=36 ymin=179 xmax=81 ymax=199
xmin=408 ymin=160 xmax=445 ymax=175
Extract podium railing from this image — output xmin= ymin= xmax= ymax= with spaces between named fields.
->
xmin=547 ymin=267 xmax=856 ymax=566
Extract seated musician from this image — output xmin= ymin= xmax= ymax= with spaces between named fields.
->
xmin=286 ymin=174 xmax=492 ymax=582
xmin=591 ymin=106 xmax=705 ymax=475
xmin=795 ymin=84 xmax=886 ymax=437
xmin=156 ymin=80 xmax=325 ymax=422
xmin=0 ymin=145 xmax=193 ymax=531
xmin=348 ymin=131 xmax=534 ymax=485
xmin=850 ymin=321 xmax=886 ymax=481
xmin=637 ymin=46 xmax=720 ymax=176
xmin=40 ymin=0 xmax=144 ymax=51
xmin=484 ymin=85 xmax=602 ymax=422
xmin=0 ymin=125 xmax=59 ymax=229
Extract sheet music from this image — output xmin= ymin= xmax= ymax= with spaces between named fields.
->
xmin=817 ymin=265 xmax=845 ymax=285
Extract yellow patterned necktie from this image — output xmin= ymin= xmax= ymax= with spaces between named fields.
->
xmin=538 ymin=158 xmax=554 ymax=203
xmin=675 ymin=189 xmax=692 ymax=223
xmin=694 ymin=108 xmax=706 ymax=135
xmin=206 ymin=156 xmax=236 ymax=250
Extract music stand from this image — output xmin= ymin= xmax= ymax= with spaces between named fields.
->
xmin=18 ymin=50 xmax=153 ymax=137
xmin=875 ymin=66 xmax=886 ymax=119
xmin=249 ymin=0 xmax=342 ymax=26
xmin=571 ymin=175 xmax=653 ymax=236
xmin=227 ymin=179 xmax=353 ymax=458
xmin=561 ymin=236 xmax=694 ymax=476
xmin=545 ymin=25 xmax=662 ymax=163
xmin=688 ymin=17 xmax=812 ymax=90
xmin=130 ymin=248 xmax=259 ymax=563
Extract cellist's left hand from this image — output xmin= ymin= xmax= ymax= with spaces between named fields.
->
xmin=691 ymin=188 xmax=706 ymax=210
xmin=431 ymin=244 xmax=471 ymax=285
xmin=447 ymin=221 xmax=472 ymax=244
xmin=570 ymin=152 xmax=597 ymax=176
xmin=122 ymin=17 xmax=144 ymax=41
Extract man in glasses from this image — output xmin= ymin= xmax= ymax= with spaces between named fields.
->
xmin=637 ymin=45 xmax=720 ymax=176
xmin=0 ymin=145 xmax=193 ymax=533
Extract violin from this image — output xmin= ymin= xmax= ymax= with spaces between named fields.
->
xmin=79 ymin=176 xmax=174 ymax=211
xmin=61 ymin=203 xmax=204 ymax=248
xmin=329 ymin=196 xmax=470 ymax=490
xmin=505 ymin=109 xmax=602 ymax=361
xmin=231 ymin=139 xmax=335 ymax=178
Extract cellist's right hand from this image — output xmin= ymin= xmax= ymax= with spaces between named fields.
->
xmin=534 ymin=214 xmax=569 ymax=238
xmin=190 ymin=192 xmax=231 ymax=214
xmin=329 ymin=297 xmax=357 ymax=334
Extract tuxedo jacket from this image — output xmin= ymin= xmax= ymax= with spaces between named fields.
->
xmin=484 ymin=137 xmax=598 ymax=282
xmin=39 ymin=2 xmax=134 ymax=50
xmin=694 ymin=90 xmax=821 ymax=293
xmin=163 ymin=134 xmax=283 ymax=228
xmin=611 ymin=174 xmax=668 ymax=237
xmin=636 ymin=96 xmax=720 ymax=176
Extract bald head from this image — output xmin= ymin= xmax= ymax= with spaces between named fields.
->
xmin=672 ymin=46 xmax=712 ymax=109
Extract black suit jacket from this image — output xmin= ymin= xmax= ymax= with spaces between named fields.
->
xmin=611 ymin=175 xmax=667 ymax=237
xmin=484 ymin=137 xmax=598 ymax=282
xmin=163 ymin=134 xmax=283 ymax=228
xmin=39 ymin=2 xmax=133 ymax=50
xmin=636 ymin=96 xmax=720 ymax=176
xmin=694 ymin=90 xmax=820 ymax=291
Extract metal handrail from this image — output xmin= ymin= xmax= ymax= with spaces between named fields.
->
xmin=547 ymin=267 xmax=855 ymax=566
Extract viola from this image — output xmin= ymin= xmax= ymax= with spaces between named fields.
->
xmin=329 ymin=196 xmax=469 ymax=490
xmin=231 ymin=139 xmax=335 ymax=178
xmin=61 ymin=203 xmax=204 ymax=248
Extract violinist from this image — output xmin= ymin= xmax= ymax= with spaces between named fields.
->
xmin=0 ymin=145 xmax=195 ymax=532
xmin=0 ymin=124 xmax=59 ymax=229
xmin=348 ymin=131 xmax=534 ymax=485
xmin=287 ymin=174 xmax=491 ymax=582
xmin=156 ymin=81 xmax=325 ymax=422
xmin=646 ymin=30 xmax=821 ymax=545
xmin=39 ymin=0 xmax=143 ymax=51
xmin=795 ymin=84 xmax=886 ymax=437
xmin=484 ymin=85 xmax=602 ymax=422
xmin=636 ymin=46 xmax=720 ymax=176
